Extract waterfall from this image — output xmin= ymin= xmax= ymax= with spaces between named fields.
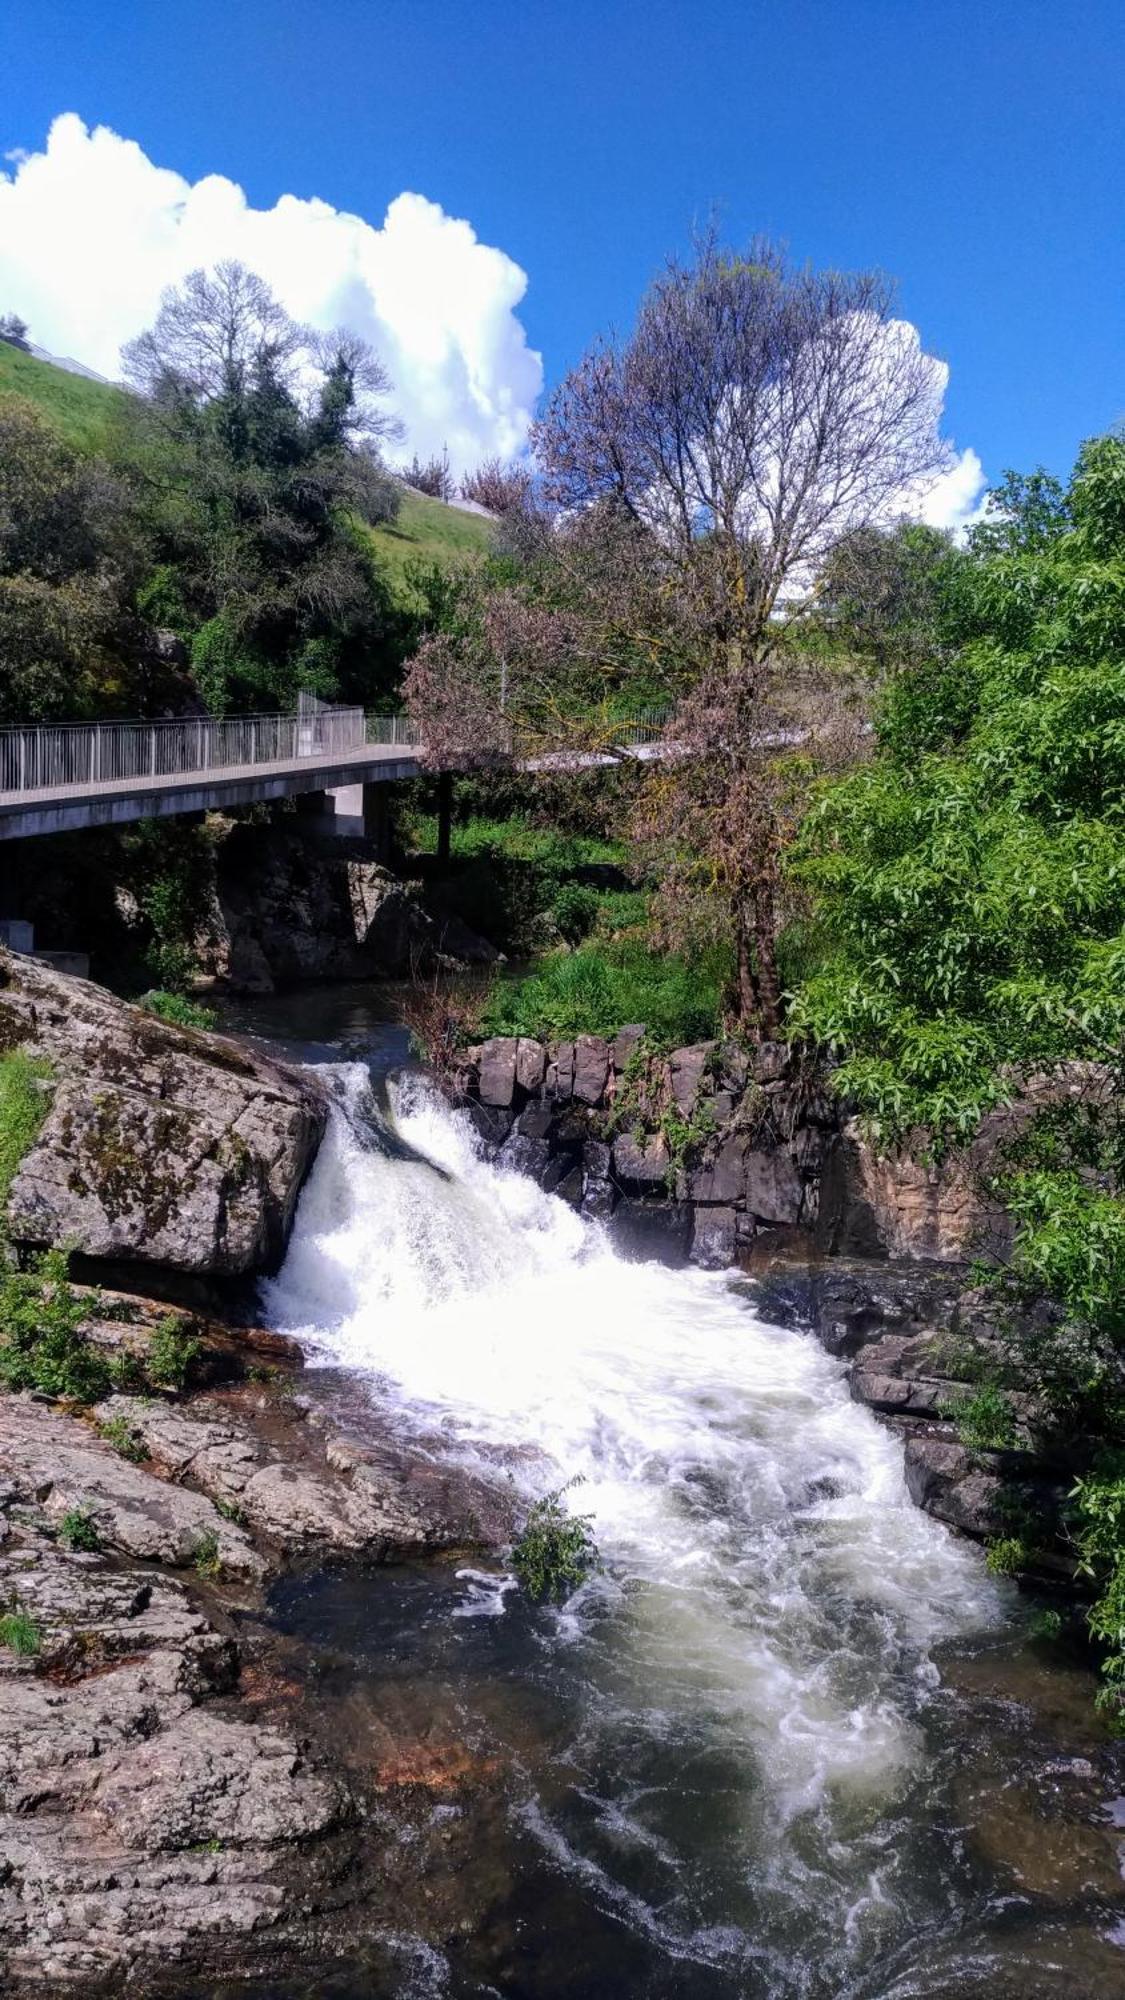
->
xmin=264 ymin=1064 xmax=1012 ymax=1988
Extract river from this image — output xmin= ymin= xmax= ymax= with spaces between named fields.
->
xmin=209 ymin=986 xmax=1125 ymax=1999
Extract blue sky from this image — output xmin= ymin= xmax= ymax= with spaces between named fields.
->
xmin=1 ymin=0 xmax=1121 ymax=495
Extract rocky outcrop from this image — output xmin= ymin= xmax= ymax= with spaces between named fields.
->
xmin=0 ymin=1500 xmax=351 ymax=1990
xmin=744 ymin=1256 xmax=1072 ymax=1553
xmin=197 ymin=821 xmax=498 ymax=993
xmin=817 ymin=1064 xmax=1116 ymax=1264
xmin=454 ymin=1032 xmax=834 ymax=1268
xmin=0 ymin=949 xmax=325 ymax=1282
xmin=0 ymin=1356 xmax=519 ymax=1991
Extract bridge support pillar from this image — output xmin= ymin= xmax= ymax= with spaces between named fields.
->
xmin=436 ymin=771 xmax=452 ymax=867
xmin=296 ymin=784 xmax=364 ymax=838
xmin=362 ymin=783 xmax=394 ymax=864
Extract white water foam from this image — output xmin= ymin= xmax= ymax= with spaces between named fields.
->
xmin=265 ymin=1065 xmax=1006 ymax=1831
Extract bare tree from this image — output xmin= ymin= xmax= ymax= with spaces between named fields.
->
xmin=121 ymin=260 xmax=307 ymax=401
xmin=403 ymin=448 xmax=455 ymax=501
xmin=405 ymin=234 xmax=950 ymax=1035
xmin=310 ymin=327 xmax=404 ymax=449
xmin=459 ymin=456 xmax=534 ymax=516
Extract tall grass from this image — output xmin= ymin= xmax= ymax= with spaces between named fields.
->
xmin=481 ymin=941 xmax=725 ymax=1045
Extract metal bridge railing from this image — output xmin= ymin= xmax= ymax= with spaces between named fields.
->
xmin=0 ymin=699 xmax=674 ymax=805
xmin=0 ymin=701 xmax=367 ymax=801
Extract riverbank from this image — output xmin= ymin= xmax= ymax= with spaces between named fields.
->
xmin=1 ymin=967 xmax=1124 ymax=1995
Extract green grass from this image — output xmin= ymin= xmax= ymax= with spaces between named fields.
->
xmin=0 ymin=1604 xmax=41 ymax=1655
xmin=0 ymin=1051 xmax=53 ymax=1216
xmin=364 ymin=486 xmax=494 ymax=605
xmin=407 ymin=812 xmax=627 ymax=870
xmin=0 ymin=343 xmax=132 ymax=454
xmin=482 ymin=940 xmax=725 ymax=1046
xmin=139 ymin=990 xmax=217 ymax=1031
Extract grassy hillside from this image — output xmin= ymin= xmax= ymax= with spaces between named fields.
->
xmin=1 ymin=341 xmax=493 ymax=591
xmin=365 ymin=485 xmax=494 ymax=603
xmin=0 ymin=341 xmax=131 ymax=453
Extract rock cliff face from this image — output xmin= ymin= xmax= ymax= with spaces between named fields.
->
xmin=454 ymin=1031 xmax=836 ymax=1269
xmin=0 ymin=950 xmax=324 ymax=1283
xmin=452 ymin=1032 xmax=1082 ymax=1273
xmin=197 ymin=822 xmax=498 ymax=993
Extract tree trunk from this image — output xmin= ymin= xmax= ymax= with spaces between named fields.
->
xmin=733 ymin=877 xmax=783 ymax=1041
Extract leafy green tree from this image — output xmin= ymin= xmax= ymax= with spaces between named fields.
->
xmin=121 ymin=262 xmax=405 ymax=713
xmin=0 ymin=398 xmax=146 ymax=721
xmin=789 ymin=433 xmax=1125 ymax=1712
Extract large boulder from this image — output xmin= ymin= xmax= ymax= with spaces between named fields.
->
xmin=0 ymin=950 xmax=324 ymax=1280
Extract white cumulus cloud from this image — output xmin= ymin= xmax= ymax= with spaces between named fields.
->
xmin=0 ymin=112 xmax=543 ymax=472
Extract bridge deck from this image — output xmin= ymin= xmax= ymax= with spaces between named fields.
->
xmin=0 ymin=739 xmax=427 ymax=841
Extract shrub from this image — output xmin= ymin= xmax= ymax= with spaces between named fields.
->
xmin=0 ymin=1602 xmax=41 ymax=1655
xmin=550 ymin=881 xmax=599 ymax=945
xmin=139 ymin=990 xmax=216 ymax=1031
xmin=98 ymin=1411 xmax=148 ymax=1463
xmin=192 ymin=1528 xmax=222 ymax=1578
xmin=0 ymin=1250 xmax=110 ymax=1403
xmin=512 ymin=1482 xmax=599 ymax=1601
xmin=985 ymin=1536 xmax=1032 ymax=1577
xmin=482 ymin=941 xmax=725 ymax=1046
xmin=940 ymin=1383 xmax=1018 ymax=1452
xmin=146 ymin=1313 xmax=201 ymax=1392
xmin=58 ymin=1504 xmax=100 ymax=1553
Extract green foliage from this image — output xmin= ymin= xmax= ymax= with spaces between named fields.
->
xmin=482 ymin=940 xmax=725 ymax=1045
xmin=146 ymin=1313 xmax=201 ymax=1392
xmin=0 ymin=1250 xmax=110 ymax=1403
xmin=985 ymin=1536 xmax=1033 ymax=1578
xmin=1070 ymin=1453 xmax=1125 ymax=1727
xmin=790 ymin=441 xmax=1125 ymax=1146
xmin=940 ymin=1382 xmax=1018 ymax=1452
xmin=98 ymin=1411 xmax=147 ymax=1463
xmin=139 ymin=990 xmax=217 ymax=1031
xmin=0 ymin=1601 xmax=42 ymax=1655
xmin=58 ymin=1504 xmax=100 ymax=1553
xmin=0 ymin=1051 xmax=53 ymax=1218
xmin=512 ymin=1481 xmax=599 ymax=1601
xmin=192 ymin=1528 xmax=222 ymax=1579
xmin=550 ymin=881 xmax=600 ymax=945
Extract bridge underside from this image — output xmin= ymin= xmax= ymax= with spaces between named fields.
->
xmin=0 ymin=749 xmax=425 ymax=842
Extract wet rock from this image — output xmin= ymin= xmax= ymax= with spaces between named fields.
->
xmin=542 ymin=1157 xmax=584 ymax=1206
xmin=477 ymin=1038 xmax=518 ymax=1108
xmin=688 ymin=1134 xmax=747 ymax=1205
xmin=572 ymin=1035 xmax=610 ymax=1106
xmin=691 ymin=1207 xmax=738 ymax=1270
xmin=581 ymin=1176 xmax=617 ymax=1221
xmin=467 ymin=1101 xmax=513 ymax=1149
xmin=93 ymin=1391 xmax=516 ymax=1561
xmin=902 ymin=1434 xmax=1007 ymax=1536
xmin=0 ymin=948 xmax=324 ymax=1281
xmin=0 ymin=1560 xmax=348 ymax=1991
xmin=744 ymin=1148 xmax=804 ymax=1225
xmin=609 ymin=1024 xmax=645 ymax=1073
xmin=668 ymin=1043 xmax=716 ymax=1117
xmin=612 ymin=1130 xmax=670 ymax=1192
xmin=610 ymin=1198 xmax=691 ymax=1266
xmin=515 ymin=1037 xmax=546 ymax=1093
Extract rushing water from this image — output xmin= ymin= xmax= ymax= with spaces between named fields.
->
xmin=215 ymin=990 xmax=1125 ymax=1999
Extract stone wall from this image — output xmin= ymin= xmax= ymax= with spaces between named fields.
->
xmin=452 ymin=1031 xmax=838 ymax=1268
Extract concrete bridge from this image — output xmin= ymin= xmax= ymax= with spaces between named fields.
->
xmin=0 ymin=698 xmax=667 ymax=848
